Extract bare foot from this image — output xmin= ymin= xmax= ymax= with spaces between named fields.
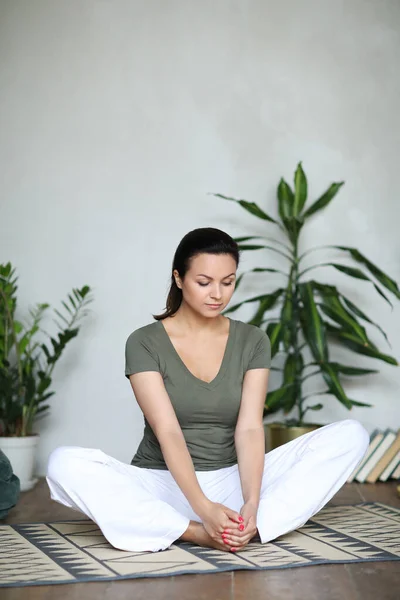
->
xmin=179 ymin=521 xmax=230 ymax=552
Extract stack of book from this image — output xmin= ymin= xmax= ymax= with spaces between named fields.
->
xmin=347 ymin=428 xmax=400 ymax=483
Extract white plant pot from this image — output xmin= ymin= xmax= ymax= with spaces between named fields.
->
xmin=0 ymin=435 xmax=39 ymax=491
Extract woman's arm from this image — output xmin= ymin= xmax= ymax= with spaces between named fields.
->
xmin=129 ymin=371 xmax=242 ymax=538
xmin=234 ymin=368 xmax=270 ymax=508
xmin=210 ymin=368 xmax=269 ymax=551
xmin=129 ymin=371 xmax=209 ymax=515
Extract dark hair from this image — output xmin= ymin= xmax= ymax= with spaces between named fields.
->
xmin=153 ymin=227 xmax=240 ymax=320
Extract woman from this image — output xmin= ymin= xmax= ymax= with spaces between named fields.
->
xmin=47 ymin=227 xmax=369 ymax=554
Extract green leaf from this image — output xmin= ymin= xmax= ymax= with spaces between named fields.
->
xmin=283 ymin=353 xmax=298 ymax=382
xmin=248 ymin=301 xmax=270 ymax=327
xmin=234 ymin=236 xmax=292 ymax=253
xmin=62 ymin=300 xmax=73 ymax=315
xmin=333 ymin=246 xmax=400 ymax=300
xmin=299 ymin=282 xmax=328 ymax=361
xmin=37 ymin=375 xmax=52 ymax=395
xmin=319 ymin=363 xmax=352 ymax=409
xmin=280 ymin=290 xmax=293 ymax=351
xmin=232 ymin=273 xmax=245 ymax=293
xmin=41 ymin=344 xmax=50 ymax=359
xmin=303 ymin=182 xmax=344 ymax=219
xmin=13 ymin=320 xmax=23 ymax=334
xmin=237 ymin=243 xmax=292 ymax=261
xmin=325 ymin=263 xmax=393 ymax=308
xmin=252 ymin=267 xmax=286 ymax=275
xmin=54 ymin=309 xmax=70 ymax=326
xmin=0 ymin=262 xmax=13 ymax=277
xmin=326 ymin=325 xmax=398 ymax=365
xmin=50 ymin=337 xmax=59 ymax=351
xmin=234 ymin=236 xmax=262 ymax=243
xmin=349 ymin=399 xmax=373 ymax=408
xmin=36 ymin=404 xmax=51 ymax=414
xmin=277 ymin=178 xmax=294 ymax=220
xmin=265 ymin=385 xmax=293 ymax=413
xmin=281 ymin=213 xmax=304 ymax=246
xmin=341 ymin=295 xmax=390 ymax=346
xmin=236 ymin=201 xmax=276 ymax=223
xmin=307 ymin=403 xmax=323 ymax=411
xmin=330 ymin=263 xmax=370 ymax=280
xmin=38 ymin=302 xmax=50 ymax=311
xmin=37 ymin=391 xmax=55 ymax=402
xmin=68 ymin=294 xmax=77 ymax=309
xmin=373 ymin=283 xmax=393 ymax=309
xmin=79 ymin=285 xmax=91 ymax=298
xmin=18 ymin=337 xmax=30 ymax=355
xmin=225 ymin=288 xmax=284 ymax=315
xmin=213 ymin=193 xmax=278 ymax=224
xmin=326 ymin=362 xmax=378 ymax=376
xmin=249 ymin=289 xmax=286 ymax=326
xmin=317 ymin=293 xmax=369 ymax=343
xmin=73 ymin=288 xmax=82 ymax=302
xmin=282 ymin=352 xmax=304 ymax=413
xmin=231 ymin=268 xmax=286 ymax=296
xmin=266 ymin=322 xmax=283 ymax=358
xmin=293 ymin=163 xmax=307 ymax=215
xmin=311 ymin=280 xmax=390 ymax=346
xmin=236 ymin=244 xmax=266 ymax=250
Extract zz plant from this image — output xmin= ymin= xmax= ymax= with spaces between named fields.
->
xmin=215 ymin=163 xmax=399 ymax=425
xmin=0 ymin=262 xmax=92 ymax=436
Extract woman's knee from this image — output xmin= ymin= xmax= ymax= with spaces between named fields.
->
xmin=338 ymin=419 xmax=369 ymax=456
xmin=47 ymin=446 xmax=83 ymax=483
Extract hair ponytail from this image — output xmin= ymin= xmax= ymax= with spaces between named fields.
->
xmin=153 ymin=277 xmax=182 ymax=321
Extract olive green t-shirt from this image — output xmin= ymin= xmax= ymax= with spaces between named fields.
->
xmin=125 ymin=318 xmax=271 ymax=471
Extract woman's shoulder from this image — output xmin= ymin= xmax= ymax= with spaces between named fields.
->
xmin=231 ymin=318 xmax=269 ymax=342
xmin=231 ymin=319 xmax=271 ymax=368
xmin=125 ymin=321 xmax=162 ymax=346
xmin=125 ymin=322 xmax=163 ymax=376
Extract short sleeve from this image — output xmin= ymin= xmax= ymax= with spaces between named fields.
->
xmin=125 ymin=329 xmax=161 ymax=378
xmin=247 ymin=329 xmax=271 ymax=370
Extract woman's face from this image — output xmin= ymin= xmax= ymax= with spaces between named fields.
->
xmin=174 ymin=253 xmax=237 ymax=318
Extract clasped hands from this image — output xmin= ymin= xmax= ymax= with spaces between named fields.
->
xmin=200 ymin=500 xmax=258 ymax=552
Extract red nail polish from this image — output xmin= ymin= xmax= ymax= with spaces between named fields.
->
xmin=239 ymin=516 xmax=244 ymax=522
xmin=239 ymin=524 xmax=244 ymax=531
xmin=231 ymin=547 xmax=237 ymax=552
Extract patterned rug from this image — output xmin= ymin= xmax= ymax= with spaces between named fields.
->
xmin=1 ymin=502 xmax=399 ymax=588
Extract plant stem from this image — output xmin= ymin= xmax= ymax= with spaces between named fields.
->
xmin=291 ymin=241 xmax=304 ymax=425
xmin=43 ymin=301 xmax=81 ymax=381
xmin=0 ymin=287 xmax=22 ymax=384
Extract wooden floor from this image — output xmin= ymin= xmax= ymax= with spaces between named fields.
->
xmin=2 ymin=479 xmax=400 ymax=600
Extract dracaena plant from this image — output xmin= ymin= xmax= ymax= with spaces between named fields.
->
xmin=214 ymin=163 xmax=399 ymax=426
xmin=0 ymin=262 xmax=93 ymax=436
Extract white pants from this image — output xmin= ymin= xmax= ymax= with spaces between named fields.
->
xmin=46 ymin=419 xmax=369 ymax=553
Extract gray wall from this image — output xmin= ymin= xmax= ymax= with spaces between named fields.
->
xmin=1 ymin=0 xmax=399 ymax=474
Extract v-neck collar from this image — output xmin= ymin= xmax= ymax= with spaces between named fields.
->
xmin=158 ymin=318 xmax=235 ymax=389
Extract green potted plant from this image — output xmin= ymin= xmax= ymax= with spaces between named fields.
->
xmin=214 ymin=163 xmax=399 ymax=449
xmin=0 ymin=262 xmax=93 ymax=490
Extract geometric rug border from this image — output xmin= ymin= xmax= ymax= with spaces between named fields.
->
xmin=1 ymin=501 xmax=399 ymax=589
xmin=2 ymin=555 xmax=400 ymax=589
